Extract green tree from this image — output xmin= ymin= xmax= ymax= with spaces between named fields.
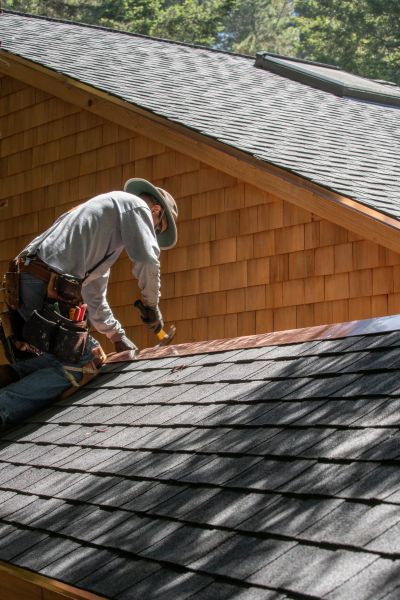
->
xmin=1 ymin=0 xmax=88 ymax=19
xmin=1 ymin=0 xmax=39 ymax=11
xmin=220 ymin=0 xmax=298 ymax=55
xmin=1 ymin=0 xmax=89 ymax=18
xmin=1 ymin=0 xmax=229 ymax=41
xmin=1 ymin=0 xmax=163 ymax=34
xmin=294 ymin=0 xmax=400 ymax=84
xmin=76 ymin=0 xmax=162 ymax=34
xmin=150 ymin=0 xmax=234 ymax=46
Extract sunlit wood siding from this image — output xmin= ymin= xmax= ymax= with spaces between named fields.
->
xmin=1 ymin=74 xmax=400 ymax=355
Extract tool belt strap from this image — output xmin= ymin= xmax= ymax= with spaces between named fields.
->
xmin=64 ymin=360 xmax=101 ymax=386
xmin=60 ymin=352 xmax=105 ymax=400
xmin=18 ymin=257 xmax=52 ymax=283
xmin=16 ymin=256 xmax=83 ymax=305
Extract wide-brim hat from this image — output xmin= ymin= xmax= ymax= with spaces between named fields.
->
xmin=124 ymin=178 xmax=178 ymax=250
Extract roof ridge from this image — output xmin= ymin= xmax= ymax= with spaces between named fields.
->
xmin=0 ymin=9 xmax=253 ymax=60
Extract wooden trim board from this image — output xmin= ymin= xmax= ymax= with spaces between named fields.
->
xmin=0 ymin=560 xmax=105 ymax=600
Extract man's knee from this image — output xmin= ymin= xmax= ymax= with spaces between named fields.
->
xmin=0 ymin=364 xmax=19 ymax=388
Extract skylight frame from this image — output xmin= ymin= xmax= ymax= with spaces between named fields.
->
xmin=255 ymin=52 xmax=400 ymax=107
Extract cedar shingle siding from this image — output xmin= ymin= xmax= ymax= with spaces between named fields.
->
xmin=1 ymin=76 xmax=400 ymax=353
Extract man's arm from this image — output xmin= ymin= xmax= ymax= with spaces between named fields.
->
xmin=82 ymin=203 xmax=163 ymax=347
xmin=132 ymin=261 xmax=161 ymax=307
xmin=121 ymin=205 xmax=162 ymax=306
xmin=81 ymin=271 xmax=126 ymax=342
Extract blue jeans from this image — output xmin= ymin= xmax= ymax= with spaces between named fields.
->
xmin=0 ymin=272 xmax=99 ymax=428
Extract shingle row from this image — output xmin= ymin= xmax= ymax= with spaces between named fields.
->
xmin=1 ymin=330 xmax=400 ymax=597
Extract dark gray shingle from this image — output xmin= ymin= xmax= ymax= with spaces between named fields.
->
xmin=0 ymin=327 xmax=399 ymax=598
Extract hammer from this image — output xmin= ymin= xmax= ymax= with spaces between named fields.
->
xmin=134 ymin=300 xmax=176 ymax=347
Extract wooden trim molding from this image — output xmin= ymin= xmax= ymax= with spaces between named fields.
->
xmin=2 ymin=51 xmax=400 ymax=253
xmin=110 ymin=314 xmax=400 ymax=361
xmin=0 ymin=560 xmax=105 ymax=600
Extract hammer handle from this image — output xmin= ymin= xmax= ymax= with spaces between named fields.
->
xmin=134 ymin=300 xmax=163 ymax=335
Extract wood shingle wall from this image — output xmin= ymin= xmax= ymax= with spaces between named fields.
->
xmin=1 ymin=75 xmax=400 ymax=354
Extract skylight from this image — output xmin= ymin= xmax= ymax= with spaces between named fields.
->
xmin=255 ymin=52 xmax=400 ymax=107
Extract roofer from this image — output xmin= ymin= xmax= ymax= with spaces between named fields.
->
xmin=0 ymin=178 xmax=178 ymax=427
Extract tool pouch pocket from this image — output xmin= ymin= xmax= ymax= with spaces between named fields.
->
xmin=52 ymin=324 xmax=88 ymax=363
xmin=3 ymin=271 xmax=20 ymax=310
xmin=2 ymin=309 xmax=17 ymax=339
xmin=47 ymin=272 xmax=82 ymax=305
xmin=22 ymin=307 xmax=88 ymax=363
xmin=22 ymin=310 xmax=57 ymax=354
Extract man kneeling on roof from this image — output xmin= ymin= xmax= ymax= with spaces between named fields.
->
xmin=0 ymin=178 xmax=178 ymax=428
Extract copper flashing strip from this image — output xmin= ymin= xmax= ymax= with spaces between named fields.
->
xmin=133 ymin=314 xmax=400 ymax=361
xmin=0 ymin=560 xmax=105 ymax=599
xmin=2 ymin=51 xmax=400 ymax=254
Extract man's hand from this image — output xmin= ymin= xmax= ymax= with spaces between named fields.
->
xmin=140 ymin=305 xmax=164 ymax=334
xmin=114 ymin=335 xmax=138 ymax=353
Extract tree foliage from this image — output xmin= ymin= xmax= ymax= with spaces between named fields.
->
xmin=1 ymin=1 xmax=163 ymax=34
xmin=150 ymin=0 xmax=234 ymax=47
xmin=294 ymin=0 xmax=400 ymax=84
xmin=84 ymin=1 xmax=163 ymax=34
xmin=2 ymin=0 xmax=85 ymax=20
xmin=220 ymin=0 xmax=298 ymax=55
xmin=2 ymin=0 xmax=235 ymax=46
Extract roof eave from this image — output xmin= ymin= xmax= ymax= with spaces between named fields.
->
xmin=0 ymin=559 xmax=104 ymax=600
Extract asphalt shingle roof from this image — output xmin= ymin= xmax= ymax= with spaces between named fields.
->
xmin=1 ymin=12 xmax=400 ymax=222
xmin=1 ymin=325 xmax=400 ymax=598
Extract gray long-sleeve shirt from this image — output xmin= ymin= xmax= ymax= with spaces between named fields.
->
xmin=22 ymin=191 xmax=161 ymax=341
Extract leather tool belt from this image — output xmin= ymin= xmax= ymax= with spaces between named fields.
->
xmin=17 ymin=256 xmax=52 ymax=283
xmin=22 ymin=304 xmax=89 ymax=363
xmin=18 ymin=256 xmax=83 ymax=305
xmin=0 ymin=310 xmax=39 ymax=364
xmin=3 ymin=256 xmax=83 ymax=309
xmin=2 ymin=256 xmax=85 ymax=363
